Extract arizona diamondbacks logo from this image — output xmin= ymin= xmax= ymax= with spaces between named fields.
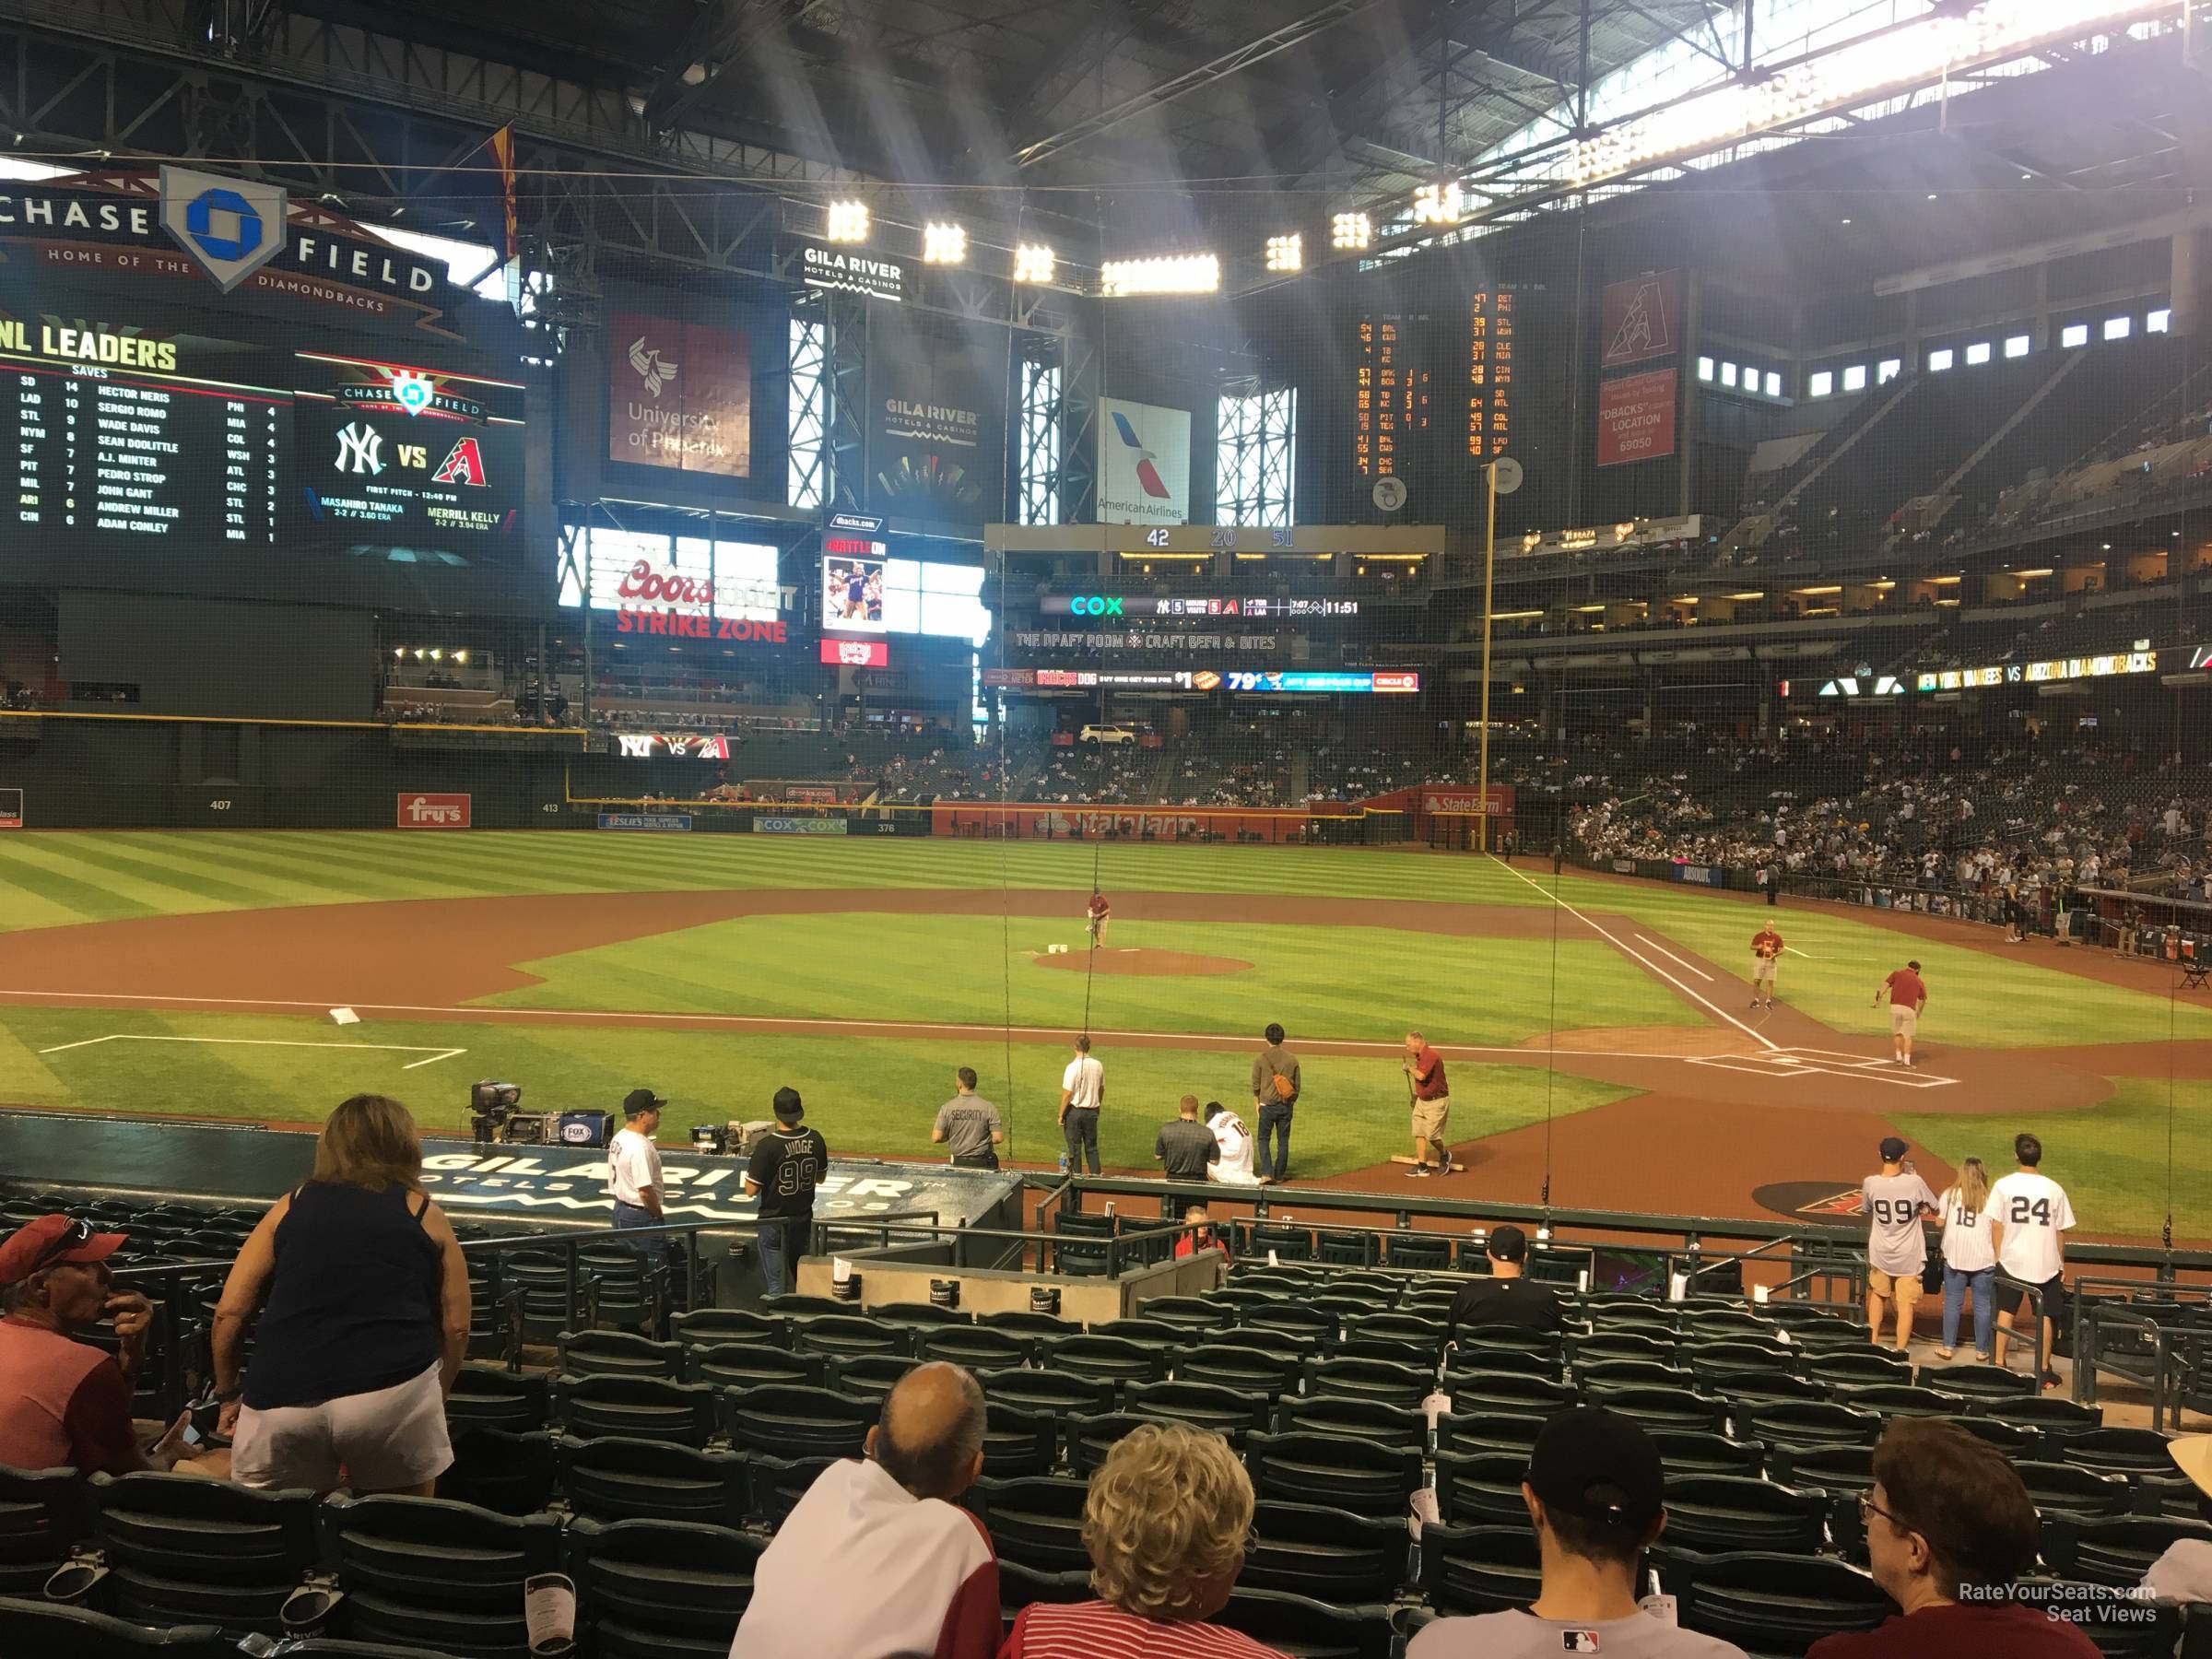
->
xmin=335 ymin=423 xmax=383 ymax=476
xmin=629 ymin=336 xmax=678 ymax=398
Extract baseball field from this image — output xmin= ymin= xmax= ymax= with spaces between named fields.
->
xmin=2 ymin=830 xmax=2206 ymax=1243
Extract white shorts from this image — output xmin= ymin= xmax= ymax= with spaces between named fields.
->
xmin=232 ymin=1359 xmax=451 ymax=1493
xmin=1890 ymin=1006 xmax=1918 ymax=1038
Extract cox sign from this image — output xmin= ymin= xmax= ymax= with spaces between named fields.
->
xmin=1067 ymin=595 xmax=1125 ymax=618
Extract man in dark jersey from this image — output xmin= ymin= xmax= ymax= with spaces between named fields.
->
xmin=745 ymin=1088 xmax=828 ymax=1297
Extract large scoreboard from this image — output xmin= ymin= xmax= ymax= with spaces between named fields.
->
xmin=1 ymin=324 xmax=523 ymax=558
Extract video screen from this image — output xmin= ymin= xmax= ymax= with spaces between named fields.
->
xmin=822 ymin=552 xmax=888 ymax=631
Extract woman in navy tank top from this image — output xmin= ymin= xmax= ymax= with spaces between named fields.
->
xmin=210 ymin=1094 xmax=472 ymax=1494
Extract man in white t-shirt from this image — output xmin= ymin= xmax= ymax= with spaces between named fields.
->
xmin=1058 ymin=1035 xmax=1104 ymax=1175
xmin=1406 ymin=1408 xmax=1747 ymax=1659
xmin=606 ymin=1088 xmax=667 ymax=1269
xmin=1205 ymin=1101 xmax=1266 ymax=1187
xmin=1988 ymin=1132 xmax=2076 ymax=1387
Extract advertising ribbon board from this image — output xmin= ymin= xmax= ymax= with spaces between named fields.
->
xmin=597 ymin=813 xmax=693 ymax=831
xmin=757 ymin=817 xmax=848 ymax=836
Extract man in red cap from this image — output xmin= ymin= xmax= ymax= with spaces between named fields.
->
xmin=0 ymin=1214 xmax=196 ymax=1474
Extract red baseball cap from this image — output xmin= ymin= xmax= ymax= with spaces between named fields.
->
xmin=0 ymin=1215 xmax=127 ymax=1286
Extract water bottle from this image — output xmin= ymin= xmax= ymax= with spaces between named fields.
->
xmin=1058 ymin=1151 xmax=1070 ymax=1174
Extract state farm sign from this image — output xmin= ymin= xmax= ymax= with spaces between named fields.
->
xmin=1421 ymin=785 xmax=1514 ymax=815
xmin=397 ymin=792 xmax=472 ymax=829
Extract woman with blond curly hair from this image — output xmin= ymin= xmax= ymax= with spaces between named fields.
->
xmin=999 ymin=1421 xmax=1285 ymax=1657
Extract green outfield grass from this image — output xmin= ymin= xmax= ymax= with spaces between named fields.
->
xmin=1892 ymin=1077 xmax=2212 ymax=1241
xmin=0 ymin=1003 xmax=1636 ymax=1176
xmin=484 ymin=913 xmax=1693 ymax=1044
xmin=0 ymin=831 xmax=2205 ymax=1207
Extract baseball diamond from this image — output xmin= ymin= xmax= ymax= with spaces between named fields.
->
xmin=2 ymin=831 xmax=2206 ymax=1244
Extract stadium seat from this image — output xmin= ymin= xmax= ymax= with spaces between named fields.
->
xmin=916 ymin=1325 xmax=1033 ymax=1371
xmin=685 ymin=1339 xmax=826 ymax=1391
xmin=1830 ymin=1382 xmax=1966 ymax=1418
xmin=439 ymin=1429 xmax=558 ymax=1517
xmin=1665 ymin=1551 xmax=1889 ymax=1655
xmin=1217 ymin=1586 xmax=1395 ymax=1659
xmin=2015 ymin=1460 xmax=2133 ymax=1520
xmin=1383 ymin=1233 xmax=1454 ymax=1272
xmin=1649 ymin=1430 xmax=1768 ymax=1478
xmin=788 ymin=1314 xmax=913 ymax=1361
xmin=976 ymin=1309 xmax=1078 ymax=1340
xmin=1277 ymin=1395 xmax=1429 ymax=1453
xmin=1576 ymin=1358 xmax=1692 ymax=1392
xmin=86 ymin=1471 xmax=320 ymax=1634
xmin=1432 ymin=1451 xmax=1533 ymax=1526
xmin=979 ymin=1405 xmax=1059 ymax=1479
xmin=1919 ymin=1361 xmax=2032 ymax=1401
xmin=1712 ymin=1372 xmax=1830 ymax=1406
xmin=671 ymin=1309 xmax=786 ymax=1350
xmin=1441 ymin=1347 xmax=1560 ymax=1382
xmin=1457 ymin=1326 xmax=1564 ymax=1365
xmin=556 ymin=1329 xmax=682 ymax=1380
xmin=1205 ymin=1325 xmax=1319 ymax=1363
xmin=1347 ymin=1312 xmax=1446 ymax=1352
xmin=978 ymin=1367 xmax=1119 ymax=1418
xmin=2058 ymin=1427 xmax=2189 ymax=1485
xmin=1421 ymin=1523 xmax=1544 ymax=1614
xmin=867 ymin=1301 xmax=971 ymax=1333
xmin=1246 ymin=1225 xmax=1314 ymax=1264
xmin=1040 ymin=1334 xmax=1169 ymax=1385
xmin=1175 ymin=1342 xmax=1303 ymax=1398
xmin=968 ymin=1477 xmax=1090 ymax=1572
xmin=1242 ymin=1302 xmax=1337 ymax=1342
xmin=1443 ymin=1371 xmax=1577 ymax=1418
xmin=1933 ymin=1414 xmax=2043 ymax=1458
xmin=1312 ymin=1229 xmax=1373 ymax=1267
xmin=0 ymin=1464 xmax=91 ymax=1596
xmin=558 ymin=1373 xmax=718 ymax=1448
xmin=2016 ymin=1577 xmax=2184 ymax=1659
xmin=718 ymin=1382 xmax=874 ymax=1459
xmin=746 ymin=1455 xmax=835 ymax=1528
xmin=1437 ymin=1408 xmax=1549 ymax=1459
xmin=1661 ymin=1474 xmax=1828 ymax=1556
xmin=557 ymin=1435 xmax=748 ymax=1528
xmin=1049 ymin=1212 xmax=1114 ymax=1277
xmin=2045 ymin=1515 xmax=2212 ymax=1586
xmin=1303 ymin=1355 xmax=1431 ymax=1409
xmin=445 ymin=1364 xmax=550 ymax=1435
xmin=319 ymin=1494 xmax=562 ymax=1656
xmin=827 ymin=1353 xmax=920 ymax=1400
xmin=1131 ymin=1295 xmax=1235 ymax=1333
xmin=1734 ymin=1398 xmax=1883 ymax=1452
xmin=1979 ymin=1395 xmax=2103 ymax=1441
xmin=1246 ymin=1431 xmax=1423 ymax=1521
xmin=1091 ymin=1317 xmax=1183 ymax=1347
xmin=761 ymin=1294 xmax=845 ymax=1321
xmin=0 ymin=1595 xmax=235 ymax=1657
xmin=493 ymin=1251 xmax=583 ymax=1341
xmin=1803 ymin=1350 xmax=1913 ymax=1389
xmin=1123 ymin=1380 xmax=1273 ymax=1441
xmin=995 ymin=1559 xmax=1090 ymax=1620
xmin=563 ymin=1515 xmax=760 ymax=1658
xmin=1580 ymin=1383 xmax=1729 ymax=1436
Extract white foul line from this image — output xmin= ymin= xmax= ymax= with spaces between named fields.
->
xmin=36 ymin=1033 xmax=466 ymax=1069
xmin=1634 ymin=934 xmax=1713 ymax=982
xmin=1493 ymin=859 xmax=1778 ymax=1051
xmin=0 ymin=987 xmax=1727 ymax=1065
xmin=1784 ymin=946 xmax=1817 ymax=959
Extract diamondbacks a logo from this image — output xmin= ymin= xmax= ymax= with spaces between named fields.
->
xmin=628 ymin=335 xmax=677 ymax=398
xmin=432 ymin=437 xmax=487 ymax=486
xmin=335 ymin=423 xmax=383 ymax=476
xmin=1752 ymin=1180 xmax=1869 ymax=1223
xmin=1601 ymin=271 xmax=1679 ymax=367
xmin=1110 ymin=410 xmax=1171 ymax=500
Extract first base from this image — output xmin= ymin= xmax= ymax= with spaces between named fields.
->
xmin=330 ymin=1007 xmax=360 ymax=1026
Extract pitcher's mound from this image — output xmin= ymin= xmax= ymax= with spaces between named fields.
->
xmin=1033 ymin=948 xmax=1252 ymax=978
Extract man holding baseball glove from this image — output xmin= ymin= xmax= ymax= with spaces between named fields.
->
xmin=1085 ymin=889 xmax=1111 ymax=947
xmin=1749 ymin=924 xmax=1784 ymax=1010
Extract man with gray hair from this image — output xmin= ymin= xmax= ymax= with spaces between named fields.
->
xmin=730 ymin=1361 xmax=999 ymax=1658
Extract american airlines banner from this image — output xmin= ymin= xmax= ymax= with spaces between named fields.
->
xmin=1097 ymin=398 xmax=1191 ymax=526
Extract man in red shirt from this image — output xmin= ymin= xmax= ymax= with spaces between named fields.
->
xmin=1085 ymin=889 xmax=1111 ymax=946
xmin=1875 ymin=959 xmax=1929 ymax=1067
xmin=1749 ymin=924 xmax=1785 ymax=1010
xmin=1401 ymin=1030 xmax=1454 ymax=1178
xmin=1808 ymin=1418 xmax=2098 ymax=1659
xmin=0 ymin=1215 xmax=194 ymax=1475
